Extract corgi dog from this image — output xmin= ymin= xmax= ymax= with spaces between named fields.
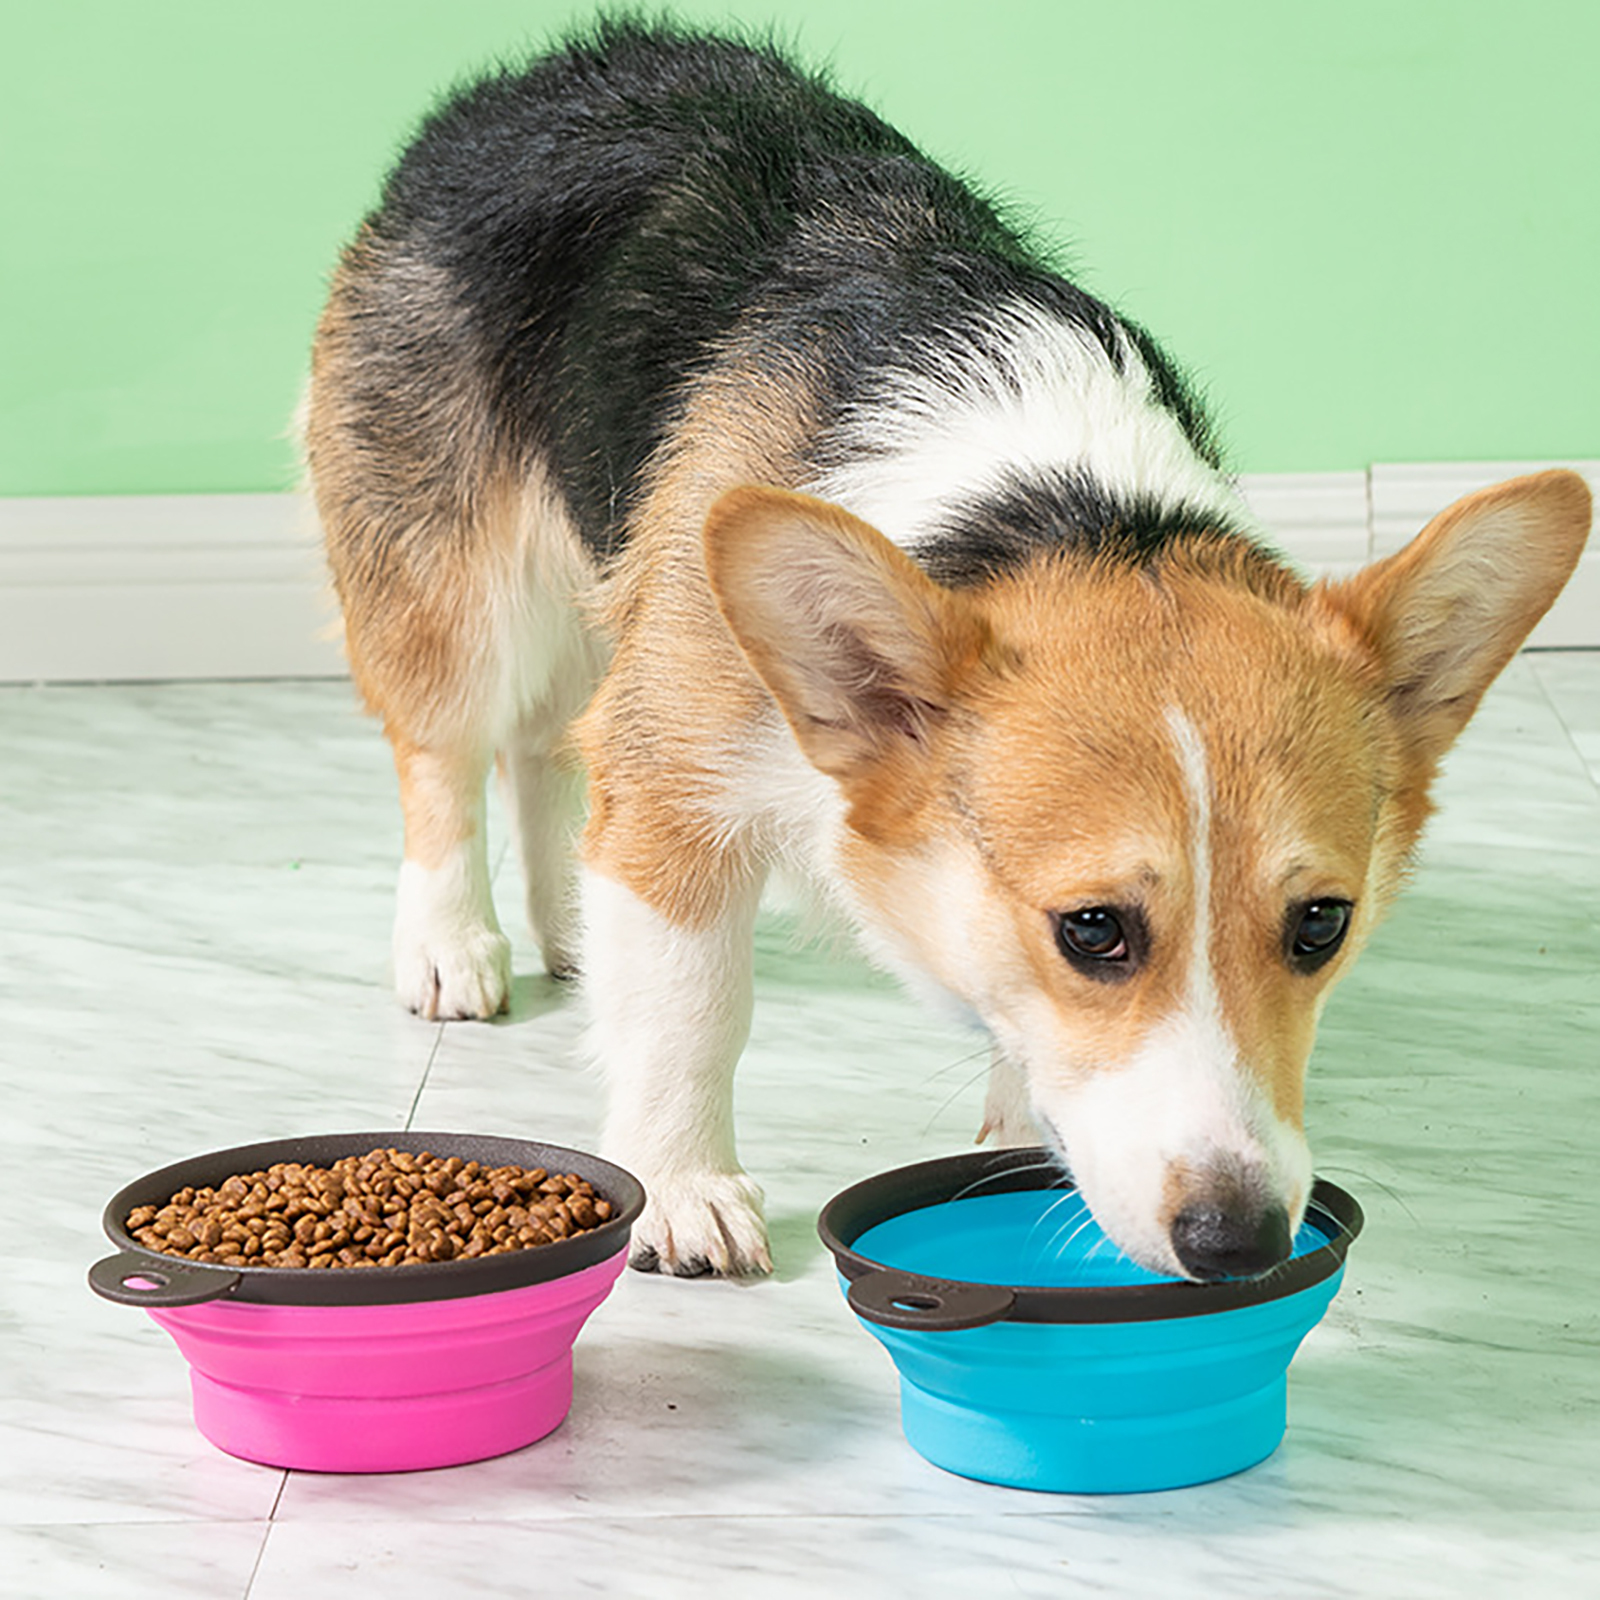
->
xmin=306 ymin=22 xmax=1590 ymax=1281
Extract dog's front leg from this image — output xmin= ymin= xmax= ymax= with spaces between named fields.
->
xmin=581 ymin=864 xmax=772 ymax=1276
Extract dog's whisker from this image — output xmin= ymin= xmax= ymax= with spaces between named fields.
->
xmin=1256 ymin=1257 xmax=1292 ymax=1291
xmin=1022 ymin=1189 xmax=1085 ymax=1258
xmin=947 ymin=1154 xmax=1065 ymax=1205
xmin=920 ymin=1061 xmax=997 ymax=1136
xmin=1313 ymin=1164 xmax=1419 ymax=1228
xmin=1015 ymin=1189 xmax=1099 ymax=1269
xmin=1070 ymin=1230 xmax=1121 ymax=1282
xmin=1045 ymin=1209 xmax=1102 ymax=1270
xmin=920 ymin=1043 xmax=995 ymax=1085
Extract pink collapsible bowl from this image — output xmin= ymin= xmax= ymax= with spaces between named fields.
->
xmin=88 ymin=1131 xmax=645 ymax=1473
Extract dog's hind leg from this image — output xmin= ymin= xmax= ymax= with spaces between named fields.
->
xmin=306 ymin=244 xmax=540 ymax=1021
xmin=382 ymin=487 xmax=601 ymax=1016
xmin=310 ymin=526 xmax=518 ymax=1020
xmin=492 ymin=493 xmax=607 ymax=983
xmin=329 ymin=486 xmax=597 ymax=1020
xmin=322 ymin=520 xmax=519 ymax=1021
xmin=496 ymin=700 xmax=590 ymax=984
xmin=389 ymin=732 xmax=510 ymax=1019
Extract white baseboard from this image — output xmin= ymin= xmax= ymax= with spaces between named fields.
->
xmin=1235 ymin=470 xmax=1370 ymax=571
xmin=0 ymin=493 xmax=343 ymax=682
xmin=1 ymin=465 xmax=1595 ymax=683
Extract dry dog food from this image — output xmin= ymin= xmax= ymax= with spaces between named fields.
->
xmin=125 ymin=1148 xmax=613 ymax=1269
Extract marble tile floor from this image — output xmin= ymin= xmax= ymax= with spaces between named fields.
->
xmin=1 ymin=655 xmax=1597 ymax=1598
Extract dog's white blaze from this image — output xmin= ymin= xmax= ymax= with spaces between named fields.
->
xmin=1160 ymin=707 xmax=1309 ymax=1187
xmin=805 ymin=299 xmax=1251 ymax=551
xmin=1165 ymin=707 xmax=1222 ymax=1038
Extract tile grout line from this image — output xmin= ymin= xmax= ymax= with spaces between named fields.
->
xmin=240 ymin=1493 xmax=282 ymax=1600
xmin=400 ymin=836 xmax=506 ymax=1131
xmin=404 ymin=1023 xmax=446 ymax=1131
xmin=1525 ymin=656 xmax=1600 ymax=800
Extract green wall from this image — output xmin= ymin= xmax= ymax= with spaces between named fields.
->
xmin=3 ymin=0 xmax=1594 ymax=496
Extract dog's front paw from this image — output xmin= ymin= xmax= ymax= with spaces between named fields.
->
xmin=394 ymin=924 xmax=511 ymax=1019
xmin=393 ymin=921 xmax=511 ymax=1020
xmin=626 ymin=1169 xmax=772 ymax=1278
xmin=392 ymin=858 xmax=512 ymax=1020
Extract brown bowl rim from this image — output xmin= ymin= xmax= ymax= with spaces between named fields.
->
xmin=92 ymin=1130 xmax=645 ymax=1308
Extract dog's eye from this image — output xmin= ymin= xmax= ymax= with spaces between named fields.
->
xmin=1288 ymin=899 xmax=1352 ymax=968
xmin=1055 ymin=908 xmax=1129 ymax=965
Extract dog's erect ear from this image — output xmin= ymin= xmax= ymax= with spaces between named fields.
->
xmin=1315 ymin=469 xmax=1590 ymax=766
xmin=703 ymin=486 xmax=987 ymax=782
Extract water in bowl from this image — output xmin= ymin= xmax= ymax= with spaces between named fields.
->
xmin=853 ymin=1188 xmax=1333 ymax=1288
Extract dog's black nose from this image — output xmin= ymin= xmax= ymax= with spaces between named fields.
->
xmin=1171 ymin=1203 xmax=1291 ymax=1281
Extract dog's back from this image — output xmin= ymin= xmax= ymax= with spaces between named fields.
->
xmin=311 ymin=20 xmax=1234 ymax=574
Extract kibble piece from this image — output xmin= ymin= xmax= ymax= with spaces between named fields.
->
xmin=126 ymin=1149 xmax=612 ymax=1269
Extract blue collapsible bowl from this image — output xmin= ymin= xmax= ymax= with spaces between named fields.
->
xmin=818 ymin=1148 xmax=1362 ymax=1494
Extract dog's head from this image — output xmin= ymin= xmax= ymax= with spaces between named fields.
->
xmin=704 ymin=471 xmax=1590 ymax=1279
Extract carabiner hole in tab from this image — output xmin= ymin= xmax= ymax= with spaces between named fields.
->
xmin=848 ymin=1269 xmax=1015 ymax=1331
xmin=89 ymin=1251 xmax=242 ymax=1307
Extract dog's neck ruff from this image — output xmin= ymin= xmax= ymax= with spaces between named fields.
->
xmin=806 ymin=299 xmax=1255 ymax=580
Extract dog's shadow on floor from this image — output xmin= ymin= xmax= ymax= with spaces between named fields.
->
xmin=765 ymin=1207 xmax=835 ymax=1282
xmin=485 ymin=970 xmax=578 ymax=1027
